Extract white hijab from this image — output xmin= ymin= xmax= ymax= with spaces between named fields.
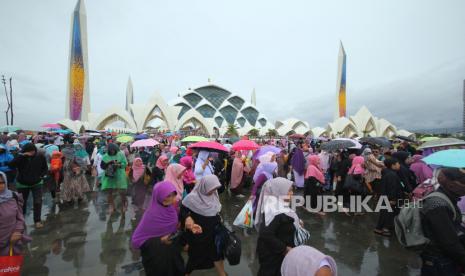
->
xmin=182 ymin=174 xmax=222 ymax=217
xmin=194 ymin=150 xmax=213 ymax=180
xmin=254 ymin=177 xmax=300 ymax=230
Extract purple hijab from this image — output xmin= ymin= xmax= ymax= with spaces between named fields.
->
xmin=291 ymin=148 xmax=305 ymax=175
xmin=131 ymin=181 xmax=178 ymax=249
xmin=410 ymin=155 xmax=433 ymax=185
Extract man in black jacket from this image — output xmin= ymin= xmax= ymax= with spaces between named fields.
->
xmin=420 ymin=168 xmax=465 ymax=275
xmin=8 ymin=143 xmax=48 ymax=228
xmin=374 ymin=158 xmax=403 ymax=237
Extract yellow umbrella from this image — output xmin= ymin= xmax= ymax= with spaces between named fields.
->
xmin=116 ymin=135 xmax=134 ymax=143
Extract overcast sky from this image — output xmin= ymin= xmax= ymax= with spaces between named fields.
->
xmin=1 ymin=0 xmax=464 ymax=131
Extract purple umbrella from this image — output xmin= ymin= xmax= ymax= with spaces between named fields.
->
xmin=135 ymin=133 xmax=149 ymax=140
xmin=254 ymin=145 xmax=282 ymax=160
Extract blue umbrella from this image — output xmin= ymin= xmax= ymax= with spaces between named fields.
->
xmin=135 ymin=133 xmax=149 ymax=140
xmin=52 ymin=129 xmax=72 ymax=134
xmin=423 ymin=149 xmax=465 ymax=168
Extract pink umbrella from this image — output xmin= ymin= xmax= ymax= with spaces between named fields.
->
xmin=41 ymin=123 xmax=61 ymax=129
xmin=232 ymin=139 xmax=259 ymax=151
xmin=188 ymin=141 xmax=228 ymax=152
xmin=130 ymin=138 xmax=159 ymax=148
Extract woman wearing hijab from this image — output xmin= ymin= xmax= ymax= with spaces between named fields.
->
xmin=281 ymin=245 xmax=338 ymax=276
xmin=277 ymin=149 xmax=289 ymax=178
xmin=230 ymin=151 xmax=248 ymax=197
xmin=0 ymin=172 xmax=29 ymax=256
xmin=129 ymin=157 xmax=147 ymax=211
xmin=62 ymin=142 xmax=91 ymax=203
xmin=304 ymin=155 xmax=326 ymax=215
xmin=181 ymin=175 xmax=226 ymax=276
xmin=250 ymin=159 xmax=278 ymax=216
xmin=255 ymin=177 xmax=300 ymax=276
xmin=410 ymin=155 xmax=433 ymax=185
xmin=164 ymin=164 xmax=187 ymax=202
xmin=131 ymin=181 xmax=185 ymax=276
xmin=291 ymin=147 xmax=306 ymax=189
xmin=363 ymin=148 xmax=384 ymax=196
xmin=101 ymin=143 xmax=129 ymax=214
xmin=180 ymin=156 xmax=196 ymax=194
xmin=152 ymin=155 xmax=169 ymax=184
xmin=194 ymin=151 xmax=214 ymax=180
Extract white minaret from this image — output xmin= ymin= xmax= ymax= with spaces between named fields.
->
xmin=126 ymin=76 xmax=134 ymax=114
xmin=66 ymin=0 xmax=90 ymax=121
xmin=334 ymin=41 xmax=347 ymax=120
xmin=251 ymin=88 xmax=257 ymax=106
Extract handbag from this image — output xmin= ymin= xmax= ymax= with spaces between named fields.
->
xmin=105 ymin=163 xmax=116 ymax=177
xmin=233 ymin=200 xmax=254 ymax=229
xmin=214 ymin=223 xmax=242 ymax=266
xmin=294 ymin=225 xmax=311 ymax=246
xmin=343 ymin=175 xmax=367 ymax=194
xmin=0 ymin=244 xmax=24 ymax=276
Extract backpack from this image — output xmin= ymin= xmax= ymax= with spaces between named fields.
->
xmin=412 ymin=180 xmax=435 ymax=201
xmin=50 ymin=158 xmax=62 ymax=172
xmin=394 ymin=191 xmax=457 ymax=250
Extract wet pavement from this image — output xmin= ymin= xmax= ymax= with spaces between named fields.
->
xmin=20 ymin=182 xmax=421 ymax=276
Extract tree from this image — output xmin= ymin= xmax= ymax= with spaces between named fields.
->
xmin=266 ymin=129 xmax=278 ymax=138
xmin=248 ymin=128 xmax=260 ymax=138
xmin=225 ymin=124 xmax=239 ymax=137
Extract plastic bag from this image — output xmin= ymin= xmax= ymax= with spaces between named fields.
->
xmin=0 ymin=245 xmax=24 ymax=276
xmin=233 ymin=200 xmax=254 ymax=228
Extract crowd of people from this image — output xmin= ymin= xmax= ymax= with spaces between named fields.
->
xmin=0 ymin=130 xmax=464 ymax=276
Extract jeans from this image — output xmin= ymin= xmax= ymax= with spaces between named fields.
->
xmin=421 ymin=253 xmax=460 ymax=276
xmin=17 ymin=185 xmax=43 ymax=223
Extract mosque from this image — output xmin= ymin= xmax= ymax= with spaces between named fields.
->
xmin=58 ymin=0 xmax=413 ymax=139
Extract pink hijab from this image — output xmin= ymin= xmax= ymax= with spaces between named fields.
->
xmin=164 ymin=163 xmax=186 ymax=201
xmin=231 ymin=152 xmax=245 ymax=189
xmin=410 ymin=155 xmax=433 ymax=184
xmin=180 ymin=156 xmax=196 ymax=184
xmin=349 ymin=156 xmax=365 ymax=175
xmin=132 ymin=157 xmax=145 ymax=182
xmin=305 ymin=155 xmax=325 ymax=184
xmin=156 ymin=155 xmax=169 ymax=170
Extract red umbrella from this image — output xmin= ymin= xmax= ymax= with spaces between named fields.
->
xmin=41 ymin=123 xmax=61 ymax=129
xmin=188 ymin=141 xmax=228 ymax=152
xmin=289 ymin=133 xmax=305 ymax=139
xmin=232 ymin=139 xmax=259 ymax=151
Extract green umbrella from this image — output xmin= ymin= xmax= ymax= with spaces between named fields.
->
xmin=420 ymin=136 xmax=440 ymax=142
xmin=0 ymin=125 xmax=21 ymax=132
xmin=181 ymin=136 xmax=208 ymax=143
xmin=116 ymin=135 xmax=134 ymax=143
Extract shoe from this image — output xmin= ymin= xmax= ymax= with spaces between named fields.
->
xmin=35 ymin=222 xmax=44 ymax=229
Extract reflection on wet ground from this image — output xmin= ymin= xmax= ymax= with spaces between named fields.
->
xmin=21 ymin=184 xmax=421 ymax=276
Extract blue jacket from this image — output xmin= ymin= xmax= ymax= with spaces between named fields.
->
xmin=0 ymin=152 xmax=14 ymax=172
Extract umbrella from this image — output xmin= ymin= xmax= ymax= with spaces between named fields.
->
xmin=85 ymin=129 xmax=100 ymax=133
xmin=420 ymin=136 xmax=440 ymax=142
xmin=395 ymin=135 xmax=415 ymax=143
xmin=334 ymin=138 xmax=362 ymax=149
xmin=232 ymin=140 xmax=259 ymax=151
xmin=289 ymin=133 xmax=305 ymax=139
xmin=181 ymin=136 xmax=208 ymax=143
xmin=188 ymin=141 xmax=228 ymax=152
xmin=135 ymin=133 xmax=149 ymax=140
xmin=254 ymin=145 xmax=282 ymax=159
xmin=417 ymin=138 xmax=465 ymax=150
xmin=321 ymin=139 xmax=356 ymax=152
xmin=116 ymin=135 xmax=134 ymax=143
xmin=130 ymin=138 xmax=159 ymax=148
xmin=423 ymin=149 xmax=465 ymax=168
xmin=41 ymin=123 xmax=61 ymax=129
xmin=0 ymin=125 xmax=21 ymax=132
xmin=52 ymin=129 xmax=72 ymax=134
xmin=44 ymin=144 xmax=59 ymax=156
xmin=359 ymin=137 xmax=392 ymax=148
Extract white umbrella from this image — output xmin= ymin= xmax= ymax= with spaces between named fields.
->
xmin=334 ymin=138 xmax=363 ymax=149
